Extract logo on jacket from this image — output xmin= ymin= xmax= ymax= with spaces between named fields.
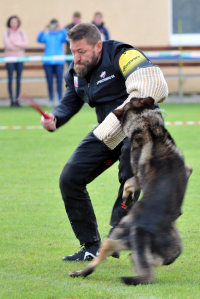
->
xmin=100 ymin=71 xmax=106 ymax=78
xmin=97 ymin=74 xmax=115 ymax=85
xmin=74 ymin=76 xmax=78 ymax=87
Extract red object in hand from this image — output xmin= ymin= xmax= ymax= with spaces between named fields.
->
xmin=17 ymin=93 xmax=51 ymax=119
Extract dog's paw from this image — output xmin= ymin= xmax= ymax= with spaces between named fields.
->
xmin=121 ymin=275 xmax=153 ymax=285
xmin=121 ymin=276 xmax=137 ymax=285
xmin=69 ymin=270 xmax=82 ymax=277
xmin=69 ymin=266 xmax=96 ymax=278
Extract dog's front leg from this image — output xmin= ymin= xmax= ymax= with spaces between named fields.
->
xmin=69 ymin=239 xmax=120 ymax=278
xmin=122 ymin=176 xmax=140 ymax=208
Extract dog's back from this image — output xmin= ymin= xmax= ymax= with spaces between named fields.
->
xmin=120 ymin=98 xmax=189 ymax=221
xmin=130 ymin=107 xmax=188 ymax=228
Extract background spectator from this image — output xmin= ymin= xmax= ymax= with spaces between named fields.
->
xmin=65 ymin=11 xmax=82 ymax=31
xmin=3 ymin=15 xmax=28 ymax=107
xmin=65 ymin=12 xmax=82 ymax=65
xmin=92 ymin=12 xmax=109 ymax=41
xmin=37 ymin=19 xmax=67 ymax=106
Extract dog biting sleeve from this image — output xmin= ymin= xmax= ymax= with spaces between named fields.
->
xmin=93 ymin=66 xmax=168 ymax=150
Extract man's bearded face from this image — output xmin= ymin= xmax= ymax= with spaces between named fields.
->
xmin=73 ymin=50 xmax=99 ymax=77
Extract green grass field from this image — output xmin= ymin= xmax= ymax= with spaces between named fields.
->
xmin=1 ymin=103 xmax=200 ymax=299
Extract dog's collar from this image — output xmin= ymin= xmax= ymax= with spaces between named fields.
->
xmin=125 ymin=108 xmax=167 ymax=132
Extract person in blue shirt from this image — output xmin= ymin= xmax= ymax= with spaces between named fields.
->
xmin=37 ymin=19 xmax=67 ymax=106
xmin=92 ymin=12 xmax=109 ymax=41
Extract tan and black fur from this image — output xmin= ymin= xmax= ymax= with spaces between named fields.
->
xmin=69 ymin=97 xmax=192 ymax=285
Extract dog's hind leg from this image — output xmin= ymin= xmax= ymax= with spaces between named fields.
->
xmin=121 ymin=227 xmax=155 ymax=286
xmin=69 ymin=238 xmax=123 ymax=278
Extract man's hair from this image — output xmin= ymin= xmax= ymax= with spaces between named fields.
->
xmin=50 ymin=19 xmax=58 ymax=24
xmin=94 ymin=12 xmax=103 ymax=18
xmin=68 ymin=23 xmax=101 ymax=46
xmin=73 ymin=12 xmax=81 ymax=18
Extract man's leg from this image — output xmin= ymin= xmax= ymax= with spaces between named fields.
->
xmin=16 ymin=62 xmax=24 ymax=101
xmin=59 ymin=131 xmax=122 ymax=260
xmin=54 ymin=64 xmax=64 ymax=101
xmin=5 ymin=63 xmax=15 ymax=106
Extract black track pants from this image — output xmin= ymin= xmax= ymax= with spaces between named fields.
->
xmin=59 ymin=131 xmax=138 ymax=245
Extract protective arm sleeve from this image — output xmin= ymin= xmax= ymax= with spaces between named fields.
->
xmin=51 ymin=73 xmax=84 ymax=129
xmin=93 ymin=66 xmax=168 ymax=150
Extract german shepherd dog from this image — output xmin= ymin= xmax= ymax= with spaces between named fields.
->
xmin=69 ymin=97 xmax=192 ymax=285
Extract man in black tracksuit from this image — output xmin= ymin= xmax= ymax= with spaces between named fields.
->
xmin=41 ymin=23 xmax=163 ymax=261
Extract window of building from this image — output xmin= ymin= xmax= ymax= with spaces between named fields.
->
xmin=170 ymin=0 xmax=200 ymax=46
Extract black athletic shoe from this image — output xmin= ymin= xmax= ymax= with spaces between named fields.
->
xmin=13 ymin=101 xmax=21 ymax=107
xmin=62 ymin=242 xmax=100 ymax=261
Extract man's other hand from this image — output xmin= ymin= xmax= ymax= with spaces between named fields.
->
xmin=41 ymin=113 xmax=57 ymax=131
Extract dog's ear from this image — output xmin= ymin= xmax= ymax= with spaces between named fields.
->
xmin=140 ymin=97 xmax=155 ymax=109
xmin=112 ymin=108 xmax=123 ymax=120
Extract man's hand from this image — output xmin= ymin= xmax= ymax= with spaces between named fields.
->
xmin=43 ymin=25 xmax=49 ymax=33
xmin=41 ymin=112 xmax=57 ymax=131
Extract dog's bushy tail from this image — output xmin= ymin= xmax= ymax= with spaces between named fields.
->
xmin=121 ymin=227 xmax=157 ymax=286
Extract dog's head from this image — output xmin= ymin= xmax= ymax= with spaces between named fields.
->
xmin=112 ymin=97 xmax=156 ymax=137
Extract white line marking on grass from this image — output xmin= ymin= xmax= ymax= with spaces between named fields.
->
xmin=1 ymin=121 xmax=200 ymax=130
xmin=165 ymin=121 xmax=200 ymax=125
xmin=0 ymin=126 xmax=43 ymax=130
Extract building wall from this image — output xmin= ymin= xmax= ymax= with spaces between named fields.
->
xmin=0 ymin=0 xmax=198 ymax=98
xmin=0 ymin=0 xmax=170 ymax=48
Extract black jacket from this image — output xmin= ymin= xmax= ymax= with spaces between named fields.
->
xmin=52 ymin=40 xmax=132 ymax=128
